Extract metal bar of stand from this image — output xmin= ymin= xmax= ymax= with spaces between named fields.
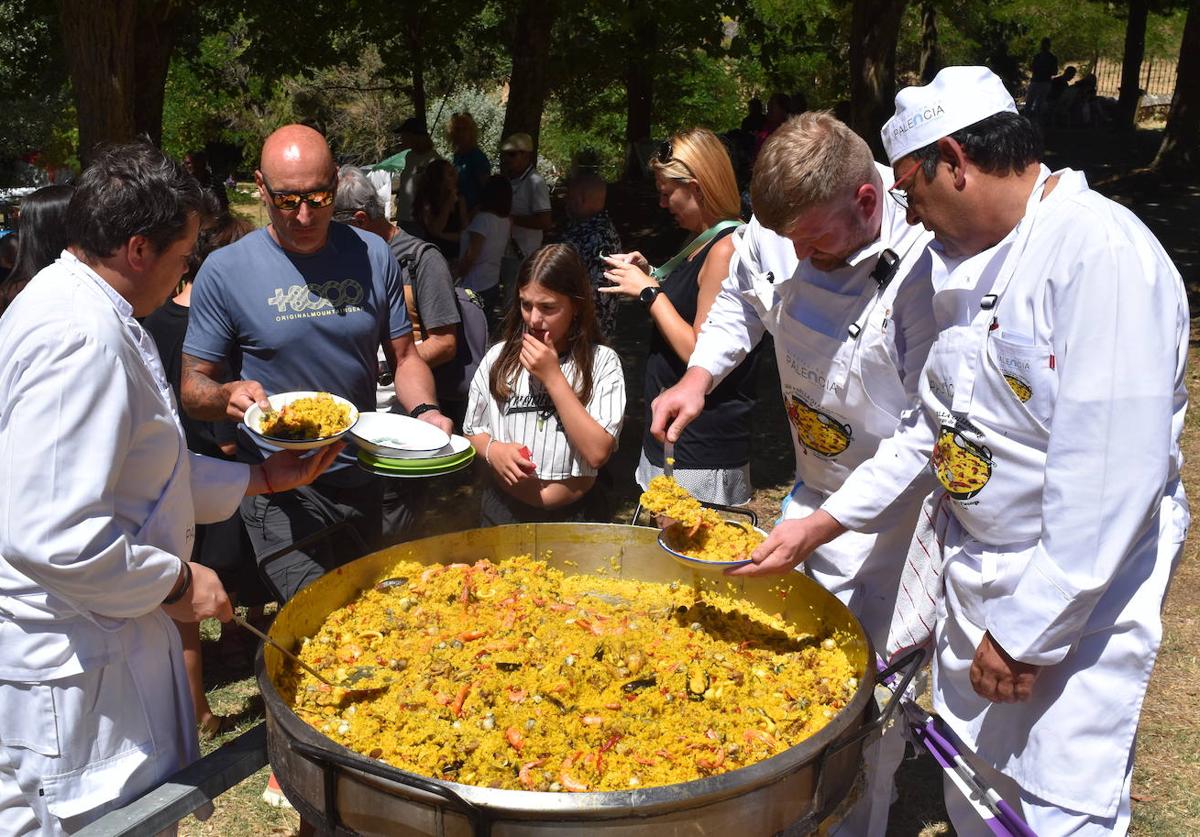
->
xmin=75 ymin=724 xmax=269 ymax=837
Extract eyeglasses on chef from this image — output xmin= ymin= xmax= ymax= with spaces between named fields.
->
xmin=888 ymin=160 xmax=923 ymax=210
xmin=262 ymin=178 xmax=337 ymax=211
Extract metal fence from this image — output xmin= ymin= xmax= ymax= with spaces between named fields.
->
xmin=1088 ymin=56 xmax=1178 ymax=100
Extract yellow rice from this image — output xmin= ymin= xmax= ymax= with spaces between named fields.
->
xmin=261 ymin=393 xmax=350 ymax=440
xmin=284 ymin=555 xmax=856 ymax=793
xmin=640 ymin=475 xmax=766 ymax=563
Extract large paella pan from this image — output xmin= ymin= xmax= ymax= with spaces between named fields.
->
xmin=257 ymin=523 xmax=908 ymax=836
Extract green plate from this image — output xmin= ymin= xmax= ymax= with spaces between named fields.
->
xmin=357 ymin=446 xmax=475 ymax=473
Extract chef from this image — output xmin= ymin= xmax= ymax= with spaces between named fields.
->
xmin=752 ymin=67 xmax=1189 ymax=834
xmin=652 ymin=112 xmax=936 ymax=836
xmin=0 ymin=142 xmax=339 ymax=835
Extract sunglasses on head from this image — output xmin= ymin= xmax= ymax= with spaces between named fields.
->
xmin=655 ymin=139 xmax=674 ymax=164
xmin=262 ymin=178 xmax=336 ymax=211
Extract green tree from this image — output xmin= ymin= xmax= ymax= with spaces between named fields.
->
xmin=1153 ymin=0 xmax=1199 ymax=172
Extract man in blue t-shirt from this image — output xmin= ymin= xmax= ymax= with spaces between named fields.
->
xmin=182 ymin=124 xmax=452 ymax=601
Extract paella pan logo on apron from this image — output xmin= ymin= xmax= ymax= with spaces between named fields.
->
xmin=785 ymin=393 xmax=853 ymax=458
xmin=930 ymin=421 xmax=993 ymax=500
xmin=1003 ymin=374 xmax=1032 ymax=402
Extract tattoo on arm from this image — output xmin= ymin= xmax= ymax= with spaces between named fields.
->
xmin=181 ymin=353 xmax=230 ymax=420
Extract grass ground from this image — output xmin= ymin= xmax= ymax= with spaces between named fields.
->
xmin=183 ymin=129 xmax=1198 ymax=835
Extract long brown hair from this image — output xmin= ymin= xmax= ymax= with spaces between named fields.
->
xmin=489 ymin=244 xmax=602 ymax=405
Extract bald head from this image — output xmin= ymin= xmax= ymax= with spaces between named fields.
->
xmin=260 ymin=125 xmax=335 ymax=187
xmin=255 ymin=124 xmax=338 ymax=255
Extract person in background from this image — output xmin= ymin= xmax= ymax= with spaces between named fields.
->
xmin=765 ymin=66 xmax=1189 ymax=836
xmin=143 ymin=211 xmax=259 ymax=741
xmin=183 ymin=150 xmax=228 ymax=210
xmin=740 ymin=97 xmax=765 ymax=133
xmin=334 ymin=165 xmax=461 ymax=379
xmin=500 ymin=132 xmax=552 ymax=260
xmin=393 ymin=117 xmax=440 ymax=230
xmin=561 ymin=171 xmax=622 ymax=340
xmin=0 ymin=234 xmax=17 ymax=284
xmin=414 ymin=158 xmax=467 ymax=261
xmin=449 ymin=112 xmax=491 ymax=213
xmin=0 ymin=184 xmax=73 ymax=317
xmin=457 ymin=174 xmax=513 ymax=325
xmin=754 ymin=92 xmax=792 ymax=157
xmin=788 ymin=89 xmax=809 ymax=115
xmin=464 ymin=244 xmax=625 ymax=526
xmin=1025 ymin=38 xmax=1058 ymax=118
xmin=602 ymin=128 xmax=755 ymax=507
xmin=0 ymin=141 xmax=337 ymax=834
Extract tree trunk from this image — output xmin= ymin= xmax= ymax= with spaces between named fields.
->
xmin=132 ymin=2 xmax=185 ymax=146
xmin=918 ymin=0 xmax=940 ymax=83
xmin=501 ymin=0 xmax=561 ymax=155
xmin=1117 ymin=0 xmax=1150 ymax=129
xmin=623 ymin=2 xmax=656 ymax=179
xmin=405 ymin=17 xmax=428 ymax=119
xmin=849 ymin=0 xmax=910 ymax=158
xmin=60 ymin=0 xmax=139 ymax=164
xmin=1152 ymin=0 xmax=1199 ymax=172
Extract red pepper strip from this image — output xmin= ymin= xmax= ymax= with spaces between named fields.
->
xmin=451 ymin=683 xmax=471 ymax=718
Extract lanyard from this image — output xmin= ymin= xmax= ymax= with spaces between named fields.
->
xmin=950 ymin=166 xmax=1053 ymax=414
xmin=650 ymin=219 xmax=742 ymax=280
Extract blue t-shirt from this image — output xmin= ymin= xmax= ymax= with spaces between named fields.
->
xmin=185 ymin=223 xmax=411 ymax=483
xmin=453 ymin=147 xmax=492 ymax=210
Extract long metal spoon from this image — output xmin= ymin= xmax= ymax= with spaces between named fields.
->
xmin=663 ymin=439 xmax=675 ymax=479
xmin=231 ymin=613 xmax=389 ymax=694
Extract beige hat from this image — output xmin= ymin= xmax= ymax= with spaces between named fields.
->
xmin=881 ymin=66 xmax=1018 ymax=164
xmin=501 ymin=132 xmax=534 ymax=153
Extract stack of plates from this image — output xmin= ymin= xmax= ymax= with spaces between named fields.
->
xmin=349 ymin=412 xmax=475 ymax=479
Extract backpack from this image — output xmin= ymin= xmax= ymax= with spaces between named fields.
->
xmin=399 ymin=245 xmax=489 ymax=403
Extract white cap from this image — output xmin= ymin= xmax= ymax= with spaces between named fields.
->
xmin=881 ymin=66 xmax=1018 ymax=163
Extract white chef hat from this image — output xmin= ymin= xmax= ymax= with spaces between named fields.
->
xmin=881 ymin=66 xmax=1018 ymax=164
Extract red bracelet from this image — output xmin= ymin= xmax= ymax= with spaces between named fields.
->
xmin=262 ymin=468 xmax=275 ymax=494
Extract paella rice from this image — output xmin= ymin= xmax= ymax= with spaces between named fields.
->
xmin=640 ymin=476 xmax=766 ymax=562
xmin=261 ymin=393 xmax=351 ymax=440
xmin=284 ymin=555 xmax=857 ymax=792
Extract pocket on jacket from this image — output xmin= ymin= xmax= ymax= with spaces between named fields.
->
xmin=0 ymin=681 xmax=59 ymax=757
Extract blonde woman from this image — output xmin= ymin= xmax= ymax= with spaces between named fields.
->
xmin=602 ymin=127 xmax=757 ymax=505
xmin=448 ymin=111 xmax=491 ymax=211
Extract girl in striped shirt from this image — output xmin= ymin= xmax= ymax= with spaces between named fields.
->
xmin=464 ymin=245 xmax=626 ymax=525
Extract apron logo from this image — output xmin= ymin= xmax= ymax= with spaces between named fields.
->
xmin=785 ymin=394 xmax=853 ymax=457
xmin=1003 ymin=374 xmax=1033 ymax=403
xmin=931 ymin=423 xmax=993 ymax=500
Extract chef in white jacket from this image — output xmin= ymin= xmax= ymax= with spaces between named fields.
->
xmin=0 ymin=142 xmax=339 ymax=835
xmin=652 ymin=112 xmax=936 ymax=836
xmin=754 ymin=67 xmax=1189 ymax=835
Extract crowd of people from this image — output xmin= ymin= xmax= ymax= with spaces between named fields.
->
xmin=0 ymin=63 xmax=1187 ymax=837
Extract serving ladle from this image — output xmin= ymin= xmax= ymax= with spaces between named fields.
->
xmin=231 ymin=613 xmax=391 ymax=694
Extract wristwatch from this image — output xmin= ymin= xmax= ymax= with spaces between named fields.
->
xmin=410 ymin=402 xmax=441 ymax=419
xmin=639 ymin=285 xmax=662 ymax=308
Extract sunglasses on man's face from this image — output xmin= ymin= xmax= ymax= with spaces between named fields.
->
xmin=262 ymin=179 xmax=336 ymax=211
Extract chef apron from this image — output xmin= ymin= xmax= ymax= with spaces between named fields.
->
xmin=0 ymin=259 xmax=199 ymax=835
xmin=743 ymin=234 xmax=925 ymax=647
xmin=742 ymin=236 xmax=926 ymax=837
xmin=920 ymin=170 xmax=1187 ymax=819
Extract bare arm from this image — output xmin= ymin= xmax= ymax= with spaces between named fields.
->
xmin=512 ymin=210 xmax=552 ymax=231
xmin=415 ymin=324 xmax=457 ymax=368
xmin=456 ymin=230 xmax=485 ymax=277
xmin=692 ymin=235 xmax=735 ymax=338
xmin=521 ymin=334 xmax=615 ymax=470
xmin=180 ymin=353 xmax=269 ymax=422
xmin=385 ymin=333 xmax=453 ymax=434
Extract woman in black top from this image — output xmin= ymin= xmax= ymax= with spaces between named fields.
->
xmin=602 ymin=128 xmax=758 ymax=505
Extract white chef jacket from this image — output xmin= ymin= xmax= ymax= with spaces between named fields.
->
xmin=690 ymin=163 xmax=937 ymax=639
xmin=821 ymin=168 xmax=1189 ymax=817
xmin=0 ymin=253 xmax=249 ymax=829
